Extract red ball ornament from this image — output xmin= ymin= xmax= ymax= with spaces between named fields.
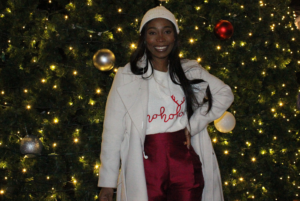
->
xmin=214 ymin=20 xmax=234 ymax=40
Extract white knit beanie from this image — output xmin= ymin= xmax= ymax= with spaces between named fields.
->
xmin=139 ymin=6 xmax=180 ymax=34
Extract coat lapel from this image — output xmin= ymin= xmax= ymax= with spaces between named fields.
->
xmin=117 ymin=74 xmax=148 ymax=143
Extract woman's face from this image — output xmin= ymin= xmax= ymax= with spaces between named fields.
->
xmin=145 ymin=18 xmax=175 ymax=62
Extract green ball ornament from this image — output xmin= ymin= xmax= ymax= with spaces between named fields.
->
xmin=93 ymin=49 xmax=115 ymax=71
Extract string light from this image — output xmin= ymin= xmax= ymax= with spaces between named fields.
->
xmin=65 ymin=15 xmax=68 ymax=20
xmin=73 ymin=71 xmax=77 ymax=75
xmin=96 ymin=89 xmax=101 ymax=94
xmin=53 ymin=143 xmax=57 ymax=147
xmin=22 ymin=168 xmax=26 ymax=173
xmin=26 ymin=105 xmax=31 ymax=109
xmin=131 ymin=43 xmax=136 ymax=49
xmin=53 ymin=118 xmax=59 ymax=123
xmin=41 ymin=79 xmax=46 ymax=83
xmin=118 ymin=8 xmax=122 ymax=13
xmin=74 ymin=138 xmax=79 ymax=143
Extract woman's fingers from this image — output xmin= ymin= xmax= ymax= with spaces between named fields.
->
xmin=184 ymin=127 xmax=191 ymax=149
xmin=99 ymin=188 xmax=114 ymax=201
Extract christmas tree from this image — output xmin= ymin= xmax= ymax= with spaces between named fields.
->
xmin=0 ymin=0 xmax=300 ymax=200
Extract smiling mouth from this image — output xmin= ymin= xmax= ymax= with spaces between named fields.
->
xmin=154 ymin=46 xmax=167 ymax=51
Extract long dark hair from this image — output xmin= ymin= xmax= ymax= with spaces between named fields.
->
xmin=130 ymin=21 xmax=212 ymax=120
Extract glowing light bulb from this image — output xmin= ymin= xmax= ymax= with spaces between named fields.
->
xmin=41 ymin=79 xmax=46 ymax=83
xmin=65 ymin=15 xmax=68 ymax=19
xmin=252 ymin=157 xmax=256 ymax=162
xmin=53 ymin=143 xmax=57 ymax=147
xmin=74 ymin=138 xmax=78 ymax=143
xmin=26 ymin=105 xmax=31 ymax=109
xmin=118 ymin=8 xmax=122 ymax=13
xmin=96 ymin=89 xmax=101 ymax=94
xmin=23 ymin=168 xmax=26 ymax=173
xmin=53 ymin=118 xmax=59 ymax=123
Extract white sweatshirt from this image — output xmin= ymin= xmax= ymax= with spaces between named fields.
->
xmin=146 ymin=69 xmax=188 ymax=135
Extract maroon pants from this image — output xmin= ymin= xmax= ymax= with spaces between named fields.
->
xmin=143 ymin=130 xmax=204 ymax=201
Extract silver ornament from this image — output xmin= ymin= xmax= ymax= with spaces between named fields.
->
xmin=93 ymin=49 xmax=115 ymax=71
xmin=214 ymin=111 xmax=236 ymax=133
xmin=20 ymin=135 xmax=43 ymax=158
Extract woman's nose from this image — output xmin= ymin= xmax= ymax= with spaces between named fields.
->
xmin=156 ymin=33 xmax=165 ymax=42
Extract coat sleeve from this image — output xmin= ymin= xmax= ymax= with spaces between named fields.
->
xmin=98 ymin=68 xmax=126 ymax=188
xmin=186 ymin=64 xmax=234 ymax=136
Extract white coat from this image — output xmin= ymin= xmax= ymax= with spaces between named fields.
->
xmin=98 ymin=59 xmax=234 ymax=201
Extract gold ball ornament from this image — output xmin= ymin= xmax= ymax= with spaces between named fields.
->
xmin=214 ymin=111 xmax=236 ymax=133
xmin=93 ymin=49 xmax=115 ymax=71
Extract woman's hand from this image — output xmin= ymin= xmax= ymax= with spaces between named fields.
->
xmin=99 ymin=188 xmax=114 ymax=201
xmin=184 ymin=127 xmax=191 ymax=149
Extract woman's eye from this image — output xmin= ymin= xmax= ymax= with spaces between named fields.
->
xmin=148 ymin=32 xmax=156 ymax=35
xmin=165 ymin=30 xmax=172 ymax=34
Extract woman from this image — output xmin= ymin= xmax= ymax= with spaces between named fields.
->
xmin=98 ymin=6 xmax=234 ymax=201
